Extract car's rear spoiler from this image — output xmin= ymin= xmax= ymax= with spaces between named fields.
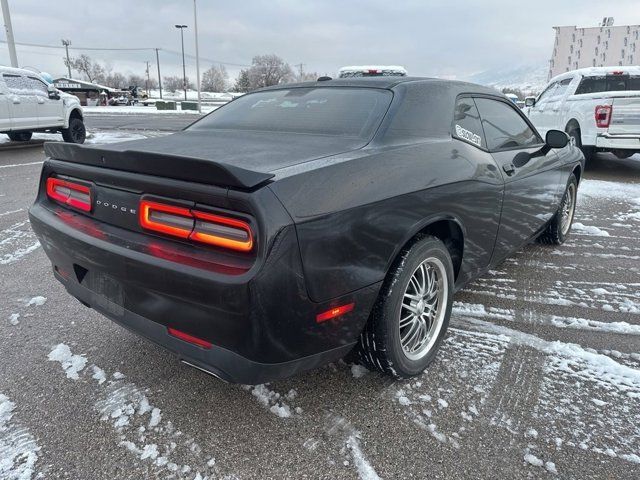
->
xmin=43 ymin=142 xmax=275 ymax=190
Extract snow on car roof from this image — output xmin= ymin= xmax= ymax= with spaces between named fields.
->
xmin=550 ymin=66 xmax=640 ymax=83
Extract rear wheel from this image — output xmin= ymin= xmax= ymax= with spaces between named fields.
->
xmin=613 ymin=150 xmax=635 ymax=159
xmin=62 ymin=117 xmax=86 ymax=144
xmin=356 ymin=235 xmax=454 ymax=378
xmin=7 ymin=131 xmax=32 ymax=142
xmin=538 ymin=174 xmax=578 ymax=245
xmin=567 ymin=126 xmax=593 ymax=162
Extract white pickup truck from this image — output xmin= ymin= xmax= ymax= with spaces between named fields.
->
xmin=526 ymin=66 xmax=640 ymax=160
xmin=0 ymin=66 xmax=86 ymax=143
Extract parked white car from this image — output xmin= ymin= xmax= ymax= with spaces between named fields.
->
xmin=0 ymin=66 xmax=85 ymax=143
xmin=526 ymin=66 xmax=640 ymax=160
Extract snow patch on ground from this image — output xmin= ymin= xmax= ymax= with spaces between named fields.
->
xmin=572 ymin=223 xmax=610 ymax=237
xmin=48 ymin=345 xmax=221 ymax=478
xmin=8 ymin=313 xmax=19 ymax=326
xmin=26 ymin=296 xmax=46 ymax=307
xmin=242 ymin=384 xmax=298 ymax=418
xmin=346 ymin=434 xmax=381 ymax=480
xmin=47 ymin=343 xmax=87 ymax=380
xmin=0 ymin=393 xmax=40 ymax=479
xmin=351 ymin=364 xmax=369 ymax=379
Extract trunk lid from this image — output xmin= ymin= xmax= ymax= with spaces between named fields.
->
xmin=44 ymin=129 xmax=368 ymax=190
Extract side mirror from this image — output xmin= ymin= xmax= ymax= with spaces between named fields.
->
xmin=47 ymin=85 xmax=60 ymax=100
xmin=546 ymin=129 xmax=569 ymax=149
xmin=524 ymin=97 xmax=536 ymax=107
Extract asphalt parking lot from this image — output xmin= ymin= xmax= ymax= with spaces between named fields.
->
xmin=1 ymin=135 xmax=639 ymax=479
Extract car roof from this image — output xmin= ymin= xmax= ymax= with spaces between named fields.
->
xmin=256 ymin=76 xmax=501 ymax=96
xmin=550 ymin=66 xmax=640 ymax=83
xmin=0 ymin=65 xmax=39 ymax=76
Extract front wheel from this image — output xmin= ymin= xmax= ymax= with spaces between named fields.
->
xmin=61 ymin=117 xmax=86 ymax=144
xmin=356 ymin=235 xmax=454 ymax=378
xmin=538 ymin=174 xmax=578 ymax=245
xmin=7 ymin=131 xmax=32 ymax=142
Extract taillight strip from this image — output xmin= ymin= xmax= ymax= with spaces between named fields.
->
xmin=46 ymin=177 xmax=92 ymax=212
xmin=139 ymin=199 xmax=254 ymax=252
xmin=190 ymin=211 xmax=253 ymax=252
xmin=139 ymin=200 xmax=194 ymax=239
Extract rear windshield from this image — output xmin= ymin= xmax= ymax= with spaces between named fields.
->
xmin=575 ymin=75 xmax=640 ymax=94
xmin=190 ymin=87 xmax=392 ymax=139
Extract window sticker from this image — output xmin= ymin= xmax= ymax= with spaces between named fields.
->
xmin=455 ymin=124 xmax=482 ymax=147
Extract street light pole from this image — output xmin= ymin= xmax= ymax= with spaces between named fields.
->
xmin=193 ymin=0 xmax=201 ymax=113
xmin=175 ymin=24 xmax=188 ymax=101
xmin=62 ymin=39 xmax=72 ymax=77
xmin=1 ymin=0 xmax=18 ymax=67
xmin=155 ymin=48 xmax=163 ymax=99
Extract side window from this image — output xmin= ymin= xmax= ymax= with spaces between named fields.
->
xmin=474 ymin=98 xmax=541 ymax=151
xmin=452 ymin=97 xmax=485 ymax=149
xmin=27 ymin=76 xmax=48 ymax=96
xmin=3 ymin=74 xmax=22 ymax=91
xmin=536 ymin=82 xmax=557 ymax=103
xmin=554 ymin=78 xmax=573 ymax=97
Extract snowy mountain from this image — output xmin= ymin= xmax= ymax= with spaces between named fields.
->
xmin=465 ymin=64 xmax=549 ymax=95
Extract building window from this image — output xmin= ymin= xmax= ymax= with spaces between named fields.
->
xmin=572 ymin=33 xmax=576 ymax=42
xmin=579 ymin=39 xmax=583 ymax=47
xmin=622 ymin=49 xmax=625 ymax=58
xmin=577 ymin=50 xmax=581 ymax=59
xmin=602 ymin=53 xmax=606 ymax=61
xmin=593 ymin=59 xmax=596 ymax=67
xmin=595 ymin=47 xmax=599 ymax=56
xmin=608 ymin=29 xmax=611 ymax=38
xmin=619 ymin=61 xmax=623 ymax=66
xmin=597 ymin=35 xmax=601 ymax=44
xmin=568 ymin=56 xmax=571 ymax=65
xmin=570 ymin=45 xmax=574 ymax=53
xmin=627 ymin=26 xmax=631 ymax=34
xmin=625 ymin=38 xmax=628 ymax=46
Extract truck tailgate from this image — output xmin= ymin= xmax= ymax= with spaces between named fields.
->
xmin=609 ymin=95 xmax=640 ymax=135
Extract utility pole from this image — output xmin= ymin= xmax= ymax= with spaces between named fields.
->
xmin=175 ymin=24 xmax=188 ymax=101
xmin=155 ymin=48 xmax=162 ymax=99
xmin=62 ymin=39 xmax=72 ymax=77
xmin=1 ymin=0 xmax=18 ymax=67
xmin=295 ymin=63 xmax=305 ymax=81
xmin=193 ymin=0 xmax=201 ymax=113
xmin=145 ymin=60 xmax=150 ymax=94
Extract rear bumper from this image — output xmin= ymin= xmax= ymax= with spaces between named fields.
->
xmin=29 ymin=202 xmax=380 ymax=384
xmin=595 ymin=132 xmax=640 ymax=151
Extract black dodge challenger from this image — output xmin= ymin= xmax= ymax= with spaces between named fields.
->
xmin=29 ymin=77 xmax=584 ymax=384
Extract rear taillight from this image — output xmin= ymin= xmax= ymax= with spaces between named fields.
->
xmin=595 ymin=105 xmax=612 ymax=128
xmin=139 ymin=199 xmax=254 ymax=252
xmin=46 ymin=177 xmax=92 ymax=212
xmin=168 ymin=327 xmax=212 ymax=349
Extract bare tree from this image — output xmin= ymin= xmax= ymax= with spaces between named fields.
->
xmin=201 ymin=64 xmax=229 ymax=92
xmin=64 ymin=54 xmax=105 ymax=83
xmin=247 ymin=54 xmax=293 ymax=89
xmin=127 ymin=74 xmax=145 ymax=88
xmin=104 ymin=72 xmax=127 ymax=89
xmin=163 ymin=75 xmax=194 ymax=92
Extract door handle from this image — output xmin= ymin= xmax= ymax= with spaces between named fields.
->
xmin=37 ymin=98 xmax=45 ymax=104
xmin=11 ymin=97 xmax=20 ymax=104
xmin=502 ymin=163 xmax=516 ymax=176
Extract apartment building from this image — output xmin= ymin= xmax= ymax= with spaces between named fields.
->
xmin=549 ymin=18 xmax=639 ymax=79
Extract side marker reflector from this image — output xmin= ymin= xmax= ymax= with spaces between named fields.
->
xmin=168 ymin=327 xmax=213 ymax=349
xmin=316 ymin=303 xmax=355 ymax=323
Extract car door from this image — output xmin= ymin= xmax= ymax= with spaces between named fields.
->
xmin=527 ymin=81 xmax=557 ymax=137
xmin=28 ymin=76 xmax=64 ymax=127
xmin=0 ymin=75 xmax=11 ymax=131
xmin=2 ymin=73 xmax=38 ymax=130
xmin=474 ymin=96 xmax=563 ymax=264
xmin=545 ymin=78 xmax=573 ymax=130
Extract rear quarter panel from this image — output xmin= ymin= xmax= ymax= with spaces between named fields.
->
xmin=269 ymin=139 xmax=504 ymax=302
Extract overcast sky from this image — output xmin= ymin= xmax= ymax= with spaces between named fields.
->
xmin=2 ymin=0 xmax=640 ymax=82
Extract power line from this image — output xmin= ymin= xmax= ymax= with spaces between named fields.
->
xmin=0 ymin=40 xmax=251 ymax=67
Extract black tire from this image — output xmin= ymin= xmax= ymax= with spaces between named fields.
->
xmin=538 ymin=174 xmax=578 ymax=245
xmin=61 ymin=117 xmax=86 ymax=144
xmin=7 ymin=131 xmax=32 ymax=142
xmin=355 ymin=235 xmax=454 ymax=378
xmin=567 ymin=126 xmax=593 ymax=162
xmin=613 ymin=150 xmax=635 ymax=159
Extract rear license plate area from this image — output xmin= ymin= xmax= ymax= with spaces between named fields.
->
xmin=82 ymin=268 xmax=125 ymax=317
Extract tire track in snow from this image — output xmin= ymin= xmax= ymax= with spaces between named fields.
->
xmin=0 ymin=393 xmax=40 ymax=479
xmin=47 ymin=344 xmax=226 ymax=479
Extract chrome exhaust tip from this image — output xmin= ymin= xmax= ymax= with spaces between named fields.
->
xmin=180 ymin=360 xmax=229 ymax=383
